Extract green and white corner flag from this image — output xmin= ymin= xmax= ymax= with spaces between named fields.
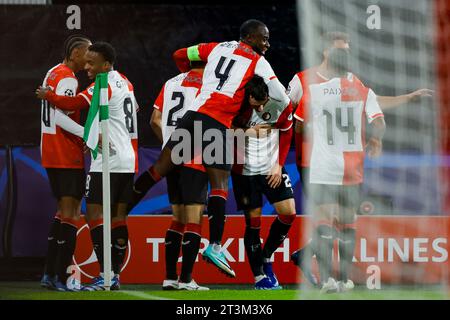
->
xmin=83 ymin=72 xmax=109 ymax=159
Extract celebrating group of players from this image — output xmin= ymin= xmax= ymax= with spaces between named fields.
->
xmin=35 ymin=19 xmax=432 ymax=292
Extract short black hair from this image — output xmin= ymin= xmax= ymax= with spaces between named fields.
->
xmin=63 ymin=34 xmax=90 ymax=60
xmin=240 ymin=19 xmax=267 ymax=40
xmin=245 ymin=75 xmax=268 ymax=101
xmin=88 ymin=42 xmax=116 ymax=65
xmin=321 ymin=31 xmax=350 ymax=52
xmin=327 ymin=48 xmax=350 ymax=77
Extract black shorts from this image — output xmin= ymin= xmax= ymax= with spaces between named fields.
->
xmin=46 ymin=168 xmax=85 ymax=200
xmin=309 ymin=183 xmax=361 ymax=209
xmin=165 ymin=110 xmax=232 ymax=171
xmin=85 ymin=172 xmax=134 ymax=205
xmin=231 ymin=167 xmax=294 ymax=211
xmin=167 ymin=166 xmax=208 ymax=205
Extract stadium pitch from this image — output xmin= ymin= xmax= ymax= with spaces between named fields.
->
xmin=0 ymin=282 xmax=447 ymax=300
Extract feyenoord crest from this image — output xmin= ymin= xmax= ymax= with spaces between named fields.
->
xmin=262 ymin=112 xmax=271 ymax=121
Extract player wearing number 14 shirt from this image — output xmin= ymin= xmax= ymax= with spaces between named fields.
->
xmin=37 ymin=42 xmax=138 ymax=290
xmin=296 ymin=48 xmax=385 ymax=293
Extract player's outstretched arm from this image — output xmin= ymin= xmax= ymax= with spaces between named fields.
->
xmin=36 ymin=86 xmax=89 ymax=111
xmin=377 ymin=88 xmax=434 ymax=110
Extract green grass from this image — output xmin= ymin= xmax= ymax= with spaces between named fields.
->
xmin=0 ymin=282 xmax=448 ymax=300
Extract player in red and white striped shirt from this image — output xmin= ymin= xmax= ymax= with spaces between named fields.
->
xmin=130 ymin=19 xmax=290 ymax=278
xmin=297 ymin=48 xmax=385 ymax=292
xmin=231 ymin=76 xmax=295 ymax=290
xmin=151 ymin=61 xmax=209 ymax=291
xmin=289 ymin=32 xmax=432 ymax=287
xmin=38 ymin=35 xmax=91 ymax=291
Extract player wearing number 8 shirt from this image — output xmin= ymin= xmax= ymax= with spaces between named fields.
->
xmin=130 ymin=19 xmax=290 ymax=278
xmin=36 ymin=42 xmax=138 ymax=290
xmin=296 ymin=48 xmax=385 ymax=293
xmin=231 ymin=76 xmax=295 ymax=290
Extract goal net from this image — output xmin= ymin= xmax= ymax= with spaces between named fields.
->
xmin=295 ymin=0 xmax=449 ymax=299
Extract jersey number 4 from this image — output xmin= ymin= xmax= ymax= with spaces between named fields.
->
xmin=323 ymin=107 xmax=356 ymax=145
xmin=215 ymin=56 xmax=236 ymax=91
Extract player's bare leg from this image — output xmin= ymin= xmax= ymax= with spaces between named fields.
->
xmin=163 ymin=204 xmax=186 ymax=290
xmin=202 ymin=167 xmax=236 ymax=277
xmin=178 ymin=204 xmax=209 ymax=290
xmin=336 ymin=205 xmax=357 ymax=292
xmin=313 ymin=203 xmax=338 ymax=293
xmin=129 ymin=146 xmax=175 ymax=211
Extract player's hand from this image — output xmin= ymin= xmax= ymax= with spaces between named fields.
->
xmin=35 ymin=86 xmax=51 ymax=100
xmin=266 ymin=163 xmax=282 ymax=188
xmin=367 ymin=137 xmax=382 ymax=158
xmin=407 ymin=88 xmax=434 ymax=103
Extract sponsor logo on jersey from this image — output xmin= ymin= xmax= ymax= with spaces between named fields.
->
xmin=262 ymin=112 xmax=271 ymax=121
xmin=88 ymin=86 xmax=94 ymax=95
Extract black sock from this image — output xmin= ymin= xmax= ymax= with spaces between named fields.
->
xmin=338 ymin=226 xmax=356 ymax=282
xmin=313 ymin=224 xmax=334 ymax=283
xmin=55 ymin=219 xmax=78 ymax=283
xmin=44 ymin=213 xmax=61 ymax=277
xmin=112 ymin=223 xmax=128 ymax=275
xmin=180 ymin=224 xmax=202 ymax=283
xmin=244 ymin=216 xmax=264 ymax=277
xmin=89 ymin=222 xmax=104 ymax=273
xmin=262 ymin=215 xmax=295 ymax=260
xmin=164 ymin=221 xmax=185 ymax=280
xmin=129 ymin=166 xmax=161 ymax=212
xmin=208 ymin=191 xmax=227 ymax=244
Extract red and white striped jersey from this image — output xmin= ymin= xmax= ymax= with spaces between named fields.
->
xmin=80 ymin=71 xmax=138 ymax=173
xmin=154 ymin=70 xmax=202 ymax=148
xmin=153 ymin=70 xmax=206 ymax=173
xmin=188 ymin=41 xmax=289 ymax=128
xmin=232 ymin=99 xmax=293 ymax=176
xmin=40 ymin=63 xmax=84 ymax=169
xmin=297 ymin=74 xmax=383 ymax=185
xmin=288 ymin=66 xmax=329 ymax=167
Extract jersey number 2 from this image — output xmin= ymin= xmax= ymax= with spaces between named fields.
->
xmin=167 ymin=92 xmax=185 ymax=127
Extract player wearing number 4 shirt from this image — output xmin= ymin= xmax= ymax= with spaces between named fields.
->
xmin=38 ymin=35 xmax=91 ymax=292
xmin=130 ymin=19 xmax=290 ymax=278
xmin=296 ymin=48 xmax=385 ymax=293
xmin=37 ymin=42 xmax=138 ymax=291
xmin=151 ymin=62 xmax=209 ymax=291
xmin=231 ymin=76 xmax=295 ymax=290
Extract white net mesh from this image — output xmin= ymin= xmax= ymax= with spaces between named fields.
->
xmin=295 ymin=0 xmax=448 ymax=299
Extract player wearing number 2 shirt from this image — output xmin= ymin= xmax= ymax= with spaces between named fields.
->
xmin=37 ymin=42 xmax=138 ymax=290
xmin=296 ymin=48 xmax=385 ymax=293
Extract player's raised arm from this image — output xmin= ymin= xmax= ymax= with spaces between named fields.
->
xmin=150 ymin=84 xmax=165 ymax=143
xmin=172 ymin=43 xmax=218 ymax=73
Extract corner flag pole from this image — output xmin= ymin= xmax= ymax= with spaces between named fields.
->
xmin=99 ymin=74 xmax=112 ymax=291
